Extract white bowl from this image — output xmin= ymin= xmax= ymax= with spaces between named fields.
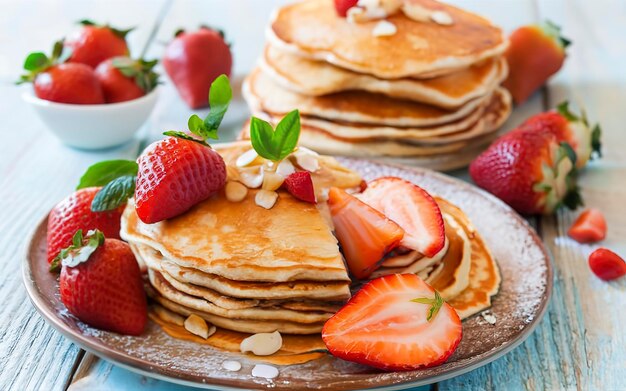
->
xmin=22 ymin=88 xmax=159 ymax=150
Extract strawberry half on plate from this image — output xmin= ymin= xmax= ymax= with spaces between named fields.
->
xmin=322 ymin=274 xmax=462 ymax=371
xmin=358 ymin=177 xmax=446 ymax=257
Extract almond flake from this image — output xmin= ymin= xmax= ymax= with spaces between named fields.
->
xmin=431 ymin=10 xmax=453 ymax=25
xmin=262 ymin=170 xmax=285 ymax=191
xmin=240 ymin=331 xmax=283 ymax=356
xmin=225 ymin=181 xmax=248 ymax=202
xmin=401 ymin=2 xmax=431 ymax=22
xmin=184 ymin=314 xmax=216 ymax=339
xmin=372 ymin=20 xmax=397 ymax=37
xmin=293 ymin=149 xmax=320 ymax=172
xmin=236 ymin=149 xmax=261 ymax=167
xmin=255 ymin=190 xmax=279 ymax=209
xmin=276 ymin=159 xmax=296 ymax=177
xmin=238 ymin=166 xmax=264 ymax=189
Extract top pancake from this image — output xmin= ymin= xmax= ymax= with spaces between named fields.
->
xmin=269 ymin=0 xmax=507 ymax=79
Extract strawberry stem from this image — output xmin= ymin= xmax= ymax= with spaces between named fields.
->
xmin=411 ymin=290 xmax=444 ymax=322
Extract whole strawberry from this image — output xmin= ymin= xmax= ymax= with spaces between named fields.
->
xmin=519 ymin=102 xmax=601 ymax=168
xmin=53 ymin=230 xmax=147 ymax=335
xmin=47 ymin=187 xmax=125 ymax=264
xmin=470 ymin=128 xmax=582 ymax=215
xmin=163 ymin=27 xmax=232 ymax=109
xmin=19 ymin=41 xmax=104 ymax=104
xmin=65 ymin=20 xmax=132 ymax=68
xmin=95 ymin=57 xmax=159 ymax=103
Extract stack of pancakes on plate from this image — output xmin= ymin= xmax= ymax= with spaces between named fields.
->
xmin=241 ymin=0 xmax=512 ymax=167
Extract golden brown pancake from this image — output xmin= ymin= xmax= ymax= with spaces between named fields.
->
xmin=262 ymin=44 xmax=507 ymax=108
xmin=269 ymin=0 xmax=507 ymax=79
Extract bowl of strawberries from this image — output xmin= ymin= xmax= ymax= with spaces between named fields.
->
xmin=19 ymin=21 xmax=160 ymax=150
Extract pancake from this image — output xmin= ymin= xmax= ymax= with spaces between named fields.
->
xmin=261 ymin=44 xmax=507 ymax=108
xmin=268 ymin=0 xmax=507 ymax=79
xmin=120 ymin=190 xmax=350 ymax=283
xmin=149 ymin=270 xmax=333 ymax=324
xmin=244 ymin=67 xmax=490 ymax=127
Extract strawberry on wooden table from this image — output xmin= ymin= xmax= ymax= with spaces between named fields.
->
xmin=358 ymin=177 xmax=445 ymax=257
xmin=52 ymin=230 xmax=147 ymax=335
xmin=163 ymin=26 xmax=232 ymax=109
xmin=322 ymin=274 xmax=462 ymax=370
xmin=19 ymin=41 xmax=104 ymax=104
xmin=520 ymin=102 xmax=601 ymax=168
xmin=95 ymin=57 xmax=159 ymax=103
xmin=568 ymin=208 xmax=607 ymax=244
xmin=65 ymin=20 xmax=132 ymax=68
xmin=503 ymin=21 xmax=570 ymax=104
xmin=470 ymin=128 xmax=582 ymax=215
xmin=328 ymin=187 xmax=404 ymax=279
xmin=588 ymin=248 xmax=626 ymax=281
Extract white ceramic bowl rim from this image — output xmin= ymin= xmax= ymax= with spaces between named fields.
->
xmin=21 ymin=87 xmax=159 ymax=110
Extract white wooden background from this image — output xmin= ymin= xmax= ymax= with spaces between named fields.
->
xmin=1 ymin=0 xmax=624 ymax=390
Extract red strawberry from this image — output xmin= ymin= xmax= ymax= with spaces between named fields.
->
xmin=503 ymin=21 xmax=570 ymax=104
xmin=163 ymin=27 xmax=232 ymax=109
xmin=328 ymin=187 xmax=404 ymax=279
xmin=55 ymin=230 xmax=147 ymax=335
xmin=334 ymin=0 xmax=359 ymax=17
xmin=322 ymin=274 xmax=462 ymax=371
xmin=568 ymin=208 xmax=607 ymax=244
xmin=470 ymin=128 xmax=582 ymax=215
xmin=65 ymin=20 xmax=131 ymax=68
xmin=284 ymin=171 xmax=316 ymax=203
xmin=134 ymin=137 xmax=227 ymax=224
xmin=47 ymin=187 xmax=124 ymax=264
xmin=588 ymin=248 xmax=626 ymax=281
xmin=358 ymin=177 xmax=445 ymax=257
xmin=95 ymin=57 xmax=159 ymax=103
xmin=519 ymin=102 xmax=601 ymax=168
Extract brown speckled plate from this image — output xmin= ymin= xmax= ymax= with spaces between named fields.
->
xmin=23 ymin=159 xmax=552 ymax=390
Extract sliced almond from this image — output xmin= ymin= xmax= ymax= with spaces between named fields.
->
xmin=431 ymin=10 xmax=453 ymax=25
xmin=255 ymin=189 xmax=279 ymax=209
xmin=373 ymin=20 xmax=397 ymax=37
xmin=184 ymin=314 xmax=216 ymax=339
xmin=238 ymin=166 xmax=264 ymax=189
xmin=153 ymin=304 xmax=185 ymax=326
xmin=262 ymin=170 xmax=285 ymax=191
xmin=293 ymin=148 xmax=320 ymax=172
xmin=240 ymin=331 xmax=283 ymax=356
xmin=236 ymin=149 xmax=261 ymax=167
xmin=225 ymin=181 xmax=248 ymax=202
xmin=401 ymin=2 xmax=431 ymax=22
xmin=276 ymin=159 xmax=296 ymax=177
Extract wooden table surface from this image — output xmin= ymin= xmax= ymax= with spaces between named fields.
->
xmin=1 ymin=1 xmax=624 ymax=390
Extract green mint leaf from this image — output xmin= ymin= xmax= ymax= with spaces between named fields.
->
xmin=188 ymin=115 xmax=204 ymax=132
xmin=77 ymin=160 xmax=138 ymax=190
xmin=273 ymin=109 xmax=301 ymax=161
xmin=91 ymin=175 xmax=136 ymax=212
xmin=250 ymin=116 xmax=280 ymax=161
xmin=23 ymin=52 xmax=49 ymax=71
xmin=411 ymin=290 xmax=444 ymax=322
xmin=163 ymin=131 xmax=209 ymax=146
xmin=202 ymin=74 xmax=232 ymax=136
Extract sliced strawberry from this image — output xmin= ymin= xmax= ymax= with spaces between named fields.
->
xmin=568 ymin=208 xmax=607 ymax=243
xmin=588 ymin=248 xmax=626 ymax=281
xmin=284 ymin=171 xmax=316 ymax=203
xmin=328 ymin=187 xmax=404 ymax=280
xmin=358 ymin=177 xmax=445 ymax=257
xmin=334 ymin=0 xmax=358 ymax=17
xmin=322 ymin=273 xmax=462 ymax=371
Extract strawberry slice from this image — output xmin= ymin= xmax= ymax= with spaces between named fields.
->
xmin=284 ymin=171 xmax=316 ymax=203
xmin=588 ymin=248 xmax=626 ymax=281
xmin=568 ymin=208 xmax=607 ymax=244
xmin=334 ymin=0 xmax=358 ymax=17
xmin=328 ymin=187 xmax=404 ymax=280
xmin=358 ymin=177 xmax=445 ymax=257
xmin=322 ymin=273 xmax=462 ymax=371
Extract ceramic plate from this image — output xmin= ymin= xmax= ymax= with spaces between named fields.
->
xmin=23 ymin=159 xmax=552 ymax=390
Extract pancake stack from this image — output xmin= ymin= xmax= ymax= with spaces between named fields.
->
xmin=242 ymin=0 xmax=512 ymax=168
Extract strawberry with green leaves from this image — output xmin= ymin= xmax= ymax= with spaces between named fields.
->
xmin=65 ymin=20 xmax=132 ymax=68
xmin=95 ymin=57 xmax=159 ymax=103
xmin=519 ymin=102 xmax=601 ymax=168
xmin=52 ymin=230 xmax=147 ymax=335
xmin=78 ymin=75 xmax=232 ymax=224
xmin=19 ymin=41 xmax=104 ymax=104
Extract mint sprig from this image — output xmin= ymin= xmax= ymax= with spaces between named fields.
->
xmin=166 ymin=74 xmax=232 ymax=144
xmin=77 ymin=159 xmax=138 ymax=212
xmin=249 ymin=110 xmax=301 ymax=162
xmin=50 ymin=229 xmax=104 ymax=272
xmin=411 ymin=290 xmax=444 ymax=322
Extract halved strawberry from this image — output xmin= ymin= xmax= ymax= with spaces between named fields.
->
xmin=568 ymin=208 xmax=607 ymax=244
xmin=334 ymin=0 xmax=358 ymax=17
xmin=358 ymin=177 xmax=445 ymax=257
xmin=328 ymin=187 xmax=404 ymax=280
xmin=322 ymin=273 xmax=462 ymax=371
xmin=588 ymin=248 xmax=626 ymax=281
xmin=284 ymin=171 xmax=316 ymax=203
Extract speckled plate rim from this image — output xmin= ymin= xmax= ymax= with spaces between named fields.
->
xmin=22 ymin=161 xmax=553 ymax=391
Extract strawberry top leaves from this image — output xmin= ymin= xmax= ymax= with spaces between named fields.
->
xmin=111 ymin=57 xmax=159 ymax=93
xmin=411 ymin=290 xmax=444 ymax=322
xmin=78 ymin=19 xmax=134 ymax=40
xmin=18 ymin=40 xmax=72 ymax=84
xmin=250 ymin=109 xmax=301 ymax=162
xmin=50 ymin=229 xmax=104 ymax=272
